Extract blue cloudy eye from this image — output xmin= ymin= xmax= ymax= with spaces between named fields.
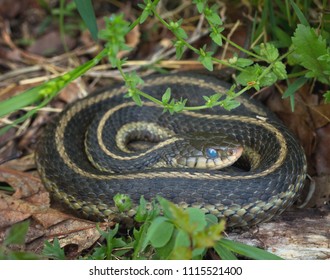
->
xmin=206 ymin=148 xmax=218 ymax=159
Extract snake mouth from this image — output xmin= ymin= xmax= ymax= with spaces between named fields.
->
xmin=174 ymin=145 xmax=244 ymax=170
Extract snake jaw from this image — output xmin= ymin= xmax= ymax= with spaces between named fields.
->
xmin=172 ymin=144 xmax=243 ymax=170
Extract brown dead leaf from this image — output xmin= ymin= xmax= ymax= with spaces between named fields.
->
xmin=314 ymin=123 xmax=330 ymax=175
xmin=58 ymin=82 xmax=84 ymax=104
xmin=265 ymin=88 xmax=316 ymax=165
xmin=33 ymin=208 xmax=72 ymax=229
xmin=27 ymin=30 xmax=77 ymax=57
xmin=1 ymin=154 xmax=36 ymax=172
xmin=306 ymin=175 xmax=330 ymax=208
xmin=0 ymin=167 xmax=46 ymax=200
xmin=47 ymin=220 xmax=105 ymax=253
xmin=0 ymin=193 xmax=47 ymax=227
xmin=309 ymin=104 xmax=330 ymax=129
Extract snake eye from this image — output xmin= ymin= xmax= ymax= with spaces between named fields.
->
xmin=206 ymin=148 xmax=218 ymax=159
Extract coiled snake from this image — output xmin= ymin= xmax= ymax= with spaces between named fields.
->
xmin=36 ymin=74 xmax=307 ymax=228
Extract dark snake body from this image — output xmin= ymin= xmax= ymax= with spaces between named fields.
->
xmin=36 ymin=74 xmax=307 ymax=228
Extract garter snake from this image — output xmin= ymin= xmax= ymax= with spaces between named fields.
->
xmin=35 ymin=73 xmax=307 ymax=228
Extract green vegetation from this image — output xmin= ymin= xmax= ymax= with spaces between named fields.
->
xmin=0 ymin=0 xmax=329 ymax=259
xmin=1 ymin=0 xmax=329 ymax=133
xmin=0 ymin=197 xmax=282 ymax=260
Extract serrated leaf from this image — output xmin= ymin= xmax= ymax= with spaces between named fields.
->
xmin=43 ymin=238 xmax=66 ymax=260
xmin=259 ymin=71 xmax=277 ymax=87
xmin=236 ymin=64 xmax=261 ymax=86
xmin=273 ymin=61 xmax=287 ymax=79
xmin=4 ymin=220 xmax=29 ymax=246
xmin=257 ymin=43 xmax=279 ymax=62
xmin=292 ymin=24 xmax=330 ymax=84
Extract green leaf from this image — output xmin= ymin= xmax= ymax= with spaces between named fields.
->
xmin=133 ymin=223 xmax=150 ymax=258
xmin=174 ymin=229 xmax=191 ymax=248
xmin=147 ymin=217 xmax=174 ymax=248
xmin=210 ymin=26 xmax=224 ymax=46
xmin=282 ymin=77 xmax=308 ymax=111
xmin=193 ymin=220 xmax=225 ymax=248
xmin=169 ymin=246 xmax=192 ymax=260
xmin=230 ymin=57 xmax=254 ymax=68
xmin=236 ymin=65 xmax=259 ymax=86
xmin=186 ymin=208 xmax=207 ymax=232
xmin=113 ymin=193 xmax=132 ymax=212
xmin=255 ymin=43 xmax=279 ymax=62
xmin=289 ymin=0 xmax=309 ymax=26
xmin=219 ymin=239 xmax=283 ymax=260
xmin=214 ymin=242 xmax=238 ymax=260
xmin=162 ymin=88 xmax=172 ymax=104
xmin=291 ymin=24 xmax=330 ymax=84
xmin=193 ymin=0 xmax=205 ymax=13
xmin=134 ymin=196 xmax=148 ymax=222
xmin=198 ymin=48 xmax=214 ymax=71
xmin=283 ymin=77 xmax=307 ymax=99
xmin=219 ymin=97 xmax=241 ymax=111
xmin=43 ymin=238 xmax=66 ymax=260
xmin=4 ymin=220 xmax=29 ymax=246
xmin=8 ymin=251 xmax=40 ymax=260
xmin=74 ymin=0 xmax=98 ymax=40
xmin=323 ymin=90 xmax=330 ymax=103
xmin=204 ymin=5 xmax=222 ymax=25
xmin=174 ymin=40 xmax=185 ymax=59
xmin=139 ymin=9 xmax=150 ymax=24
xmin=205 ymin=214 xmax=219 ymax=225
xmin=132 ymin=92 xmax=143 ymax=106
xmin=203 ymin=93 xmax=221 ymax=107
xmin=273 ymin=26 xmax=292 ymax=47
xmin=173 ymin=99 xmax=187 ymax=113
xmin=273 ymin=61 xmax=287 ymax=79
xmin=169 ymin=20 xmax=188 ymax=39
xmin=154 ymin=230 xmax=176 ymax=259
xmin=138 ymin=0 xmax=155 ymax=23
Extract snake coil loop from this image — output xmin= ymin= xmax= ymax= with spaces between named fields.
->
xmin=36 ymin=74 xmax=307 ymax=228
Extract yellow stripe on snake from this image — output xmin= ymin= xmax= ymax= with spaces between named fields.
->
xmin=35 ymin=74 xmax=307 ymax=228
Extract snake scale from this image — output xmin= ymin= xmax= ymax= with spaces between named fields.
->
xmin=35 ymin=73 xmax=307 ymax=228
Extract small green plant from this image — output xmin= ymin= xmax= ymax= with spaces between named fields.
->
xmin=1 ymin=0 xmax=329 ymax=135
xmin=0 ymin=220 xmax=40 ymax=260
xmin=0 ymin=0 xmax=328 ymax=260
xmin=0 ymin=197 xmax=282 ymax=260
xmin=53 ymin=196 xmax=282 ymax=260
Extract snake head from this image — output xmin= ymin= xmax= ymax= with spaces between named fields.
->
xmin=173 ymin=132 xmax=243 ymax=170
